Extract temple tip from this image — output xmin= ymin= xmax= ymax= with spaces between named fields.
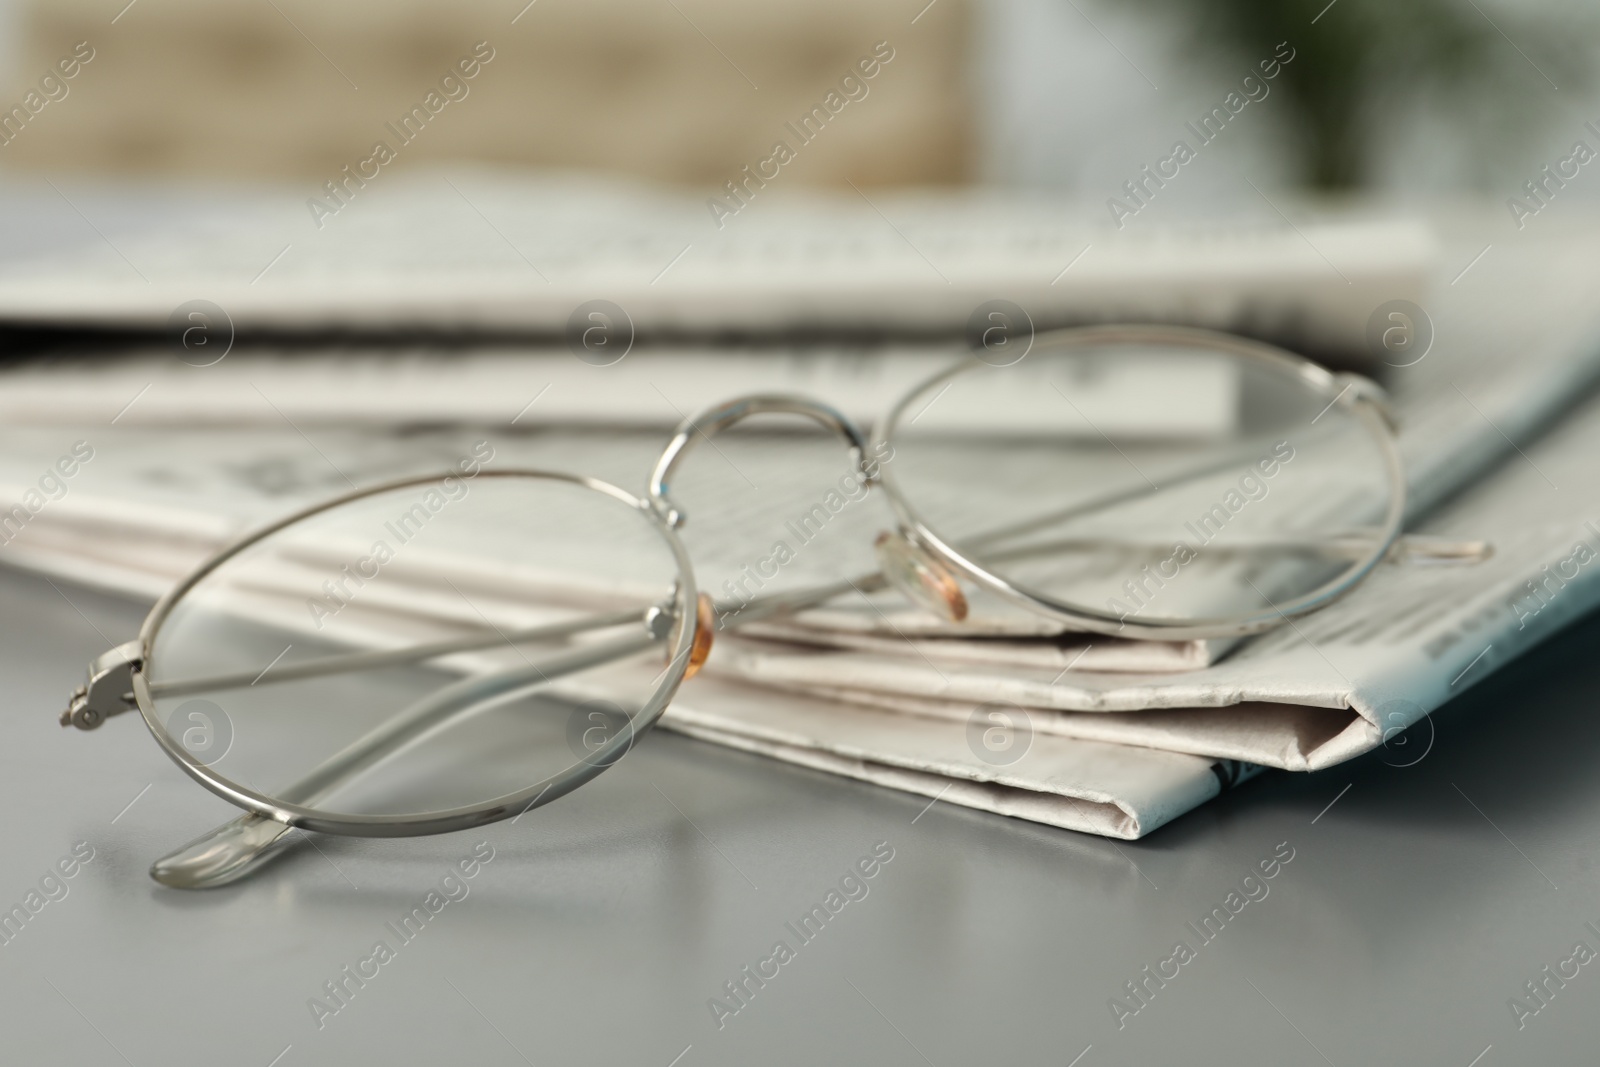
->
xmin=150 ymin=813 xmax=299 ymax=889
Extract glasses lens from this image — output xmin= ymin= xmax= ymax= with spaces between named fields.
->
xmin=141 ymin=471 xmax=693 ymax=822
xmin=882 ymin=330 xmax=1402 ymax=634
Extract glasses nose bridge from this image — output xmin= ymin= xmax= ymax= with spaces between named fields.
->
xmin=647 ymin=393 xmax=877 ymax=530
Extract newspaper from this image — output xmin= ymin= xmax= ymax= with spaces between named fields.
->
xmin=0 ymin=171 xmax=1430 ymax=354
xmin=0 ymin=423 xmax=1270 ymax=839
xmin=0 ymin=339 xmax=1238 ymax=435
xmin=5 ymin=305 xmax=1600 ymax=840
xmin=7 ymin=212 xmax=1600 ymax=839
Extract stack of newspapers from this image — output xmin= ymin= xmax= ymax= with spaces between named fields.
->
xmin=4 ymin=171 xmax=1599 ymax=839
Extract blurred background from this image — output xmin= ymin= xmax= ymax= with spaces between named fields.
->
xmin=0 ymin=0 xmax=1595 ymax=205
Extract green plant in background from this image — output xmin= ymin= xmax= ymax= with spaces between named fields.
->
xmin=1148 ymin=0 xmax=1593 ymax=188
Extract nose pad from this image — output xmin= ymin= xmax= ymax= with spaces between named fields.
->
xmin=874 ymin=531 xmax=969 ymax=623
xmin=683 ymin=593 xmax=715 ymax=679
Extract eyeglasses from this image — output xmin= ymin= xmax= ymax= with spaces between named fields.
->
xmin=64 ymin=324 xmax=1425 ymax=888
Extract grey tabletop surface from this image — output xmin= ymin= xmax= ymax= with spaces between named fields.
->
xmin=3 ymin=562 xmax=1599 ymax=1067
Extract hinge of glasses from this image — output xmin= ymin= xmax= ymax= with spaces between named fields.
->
xmin=1335 ymin=373 xmax=1399 ymax=432
xmin=61 ymin=640 xmax=143 ymax=731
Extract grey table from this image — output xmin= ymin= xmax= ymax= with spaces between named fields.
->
xmin=4 ymin=561 xmax=1598 ymax=1067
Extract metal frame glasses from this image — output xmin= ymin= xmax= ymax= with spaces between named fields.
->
xmin=62 ymin=324 xmax=1415 ymax=887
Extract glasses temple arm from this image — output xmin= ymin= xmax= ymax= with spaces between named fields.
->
xmin=705 ymin=440 xmax=1299 ymax=627
xmin=150 ymin=628 xmax=664 ymax=889
xmin=147 ymin=607 xmax=651 ymax=700
xmin=961 ymin=436 xmax=1296 ymax=553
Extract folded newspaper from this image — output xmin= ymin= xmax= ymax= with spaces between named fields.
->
xmin=5 ymin=210 xmax=1598 ymax=840
xmin=0 ymin=170 xmax=1429 ymax=357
